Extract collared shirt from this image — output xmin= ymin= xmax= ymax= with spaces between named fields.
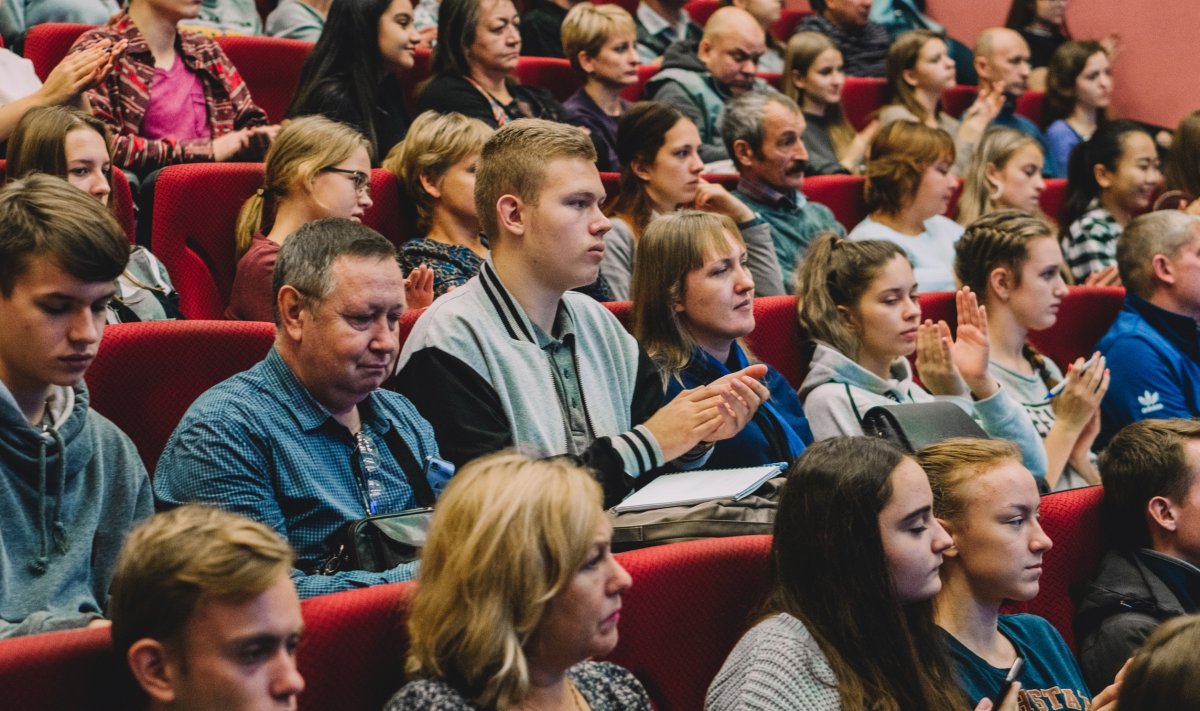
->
xmin=1063 ymin=199 xmax=1122 ymax=283
xmin=1127 ymin=293 xmax=1200 ymax=362
xmin=635 ymin=2 xmax=700 ymax=63
xmin=734 ymin=175 xmax=845 ymax=287
xmin=1139 ymin=549 xmax=1200 ymax=612
xmin=531 ymin=305 xmax=592 ymax=456
xmin=154 ymin=348 xmax=440 ymax=599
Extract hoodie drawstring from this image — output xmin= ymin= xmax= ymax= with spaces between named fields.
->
xmin=30 ymin=425 xmax=68 ymax=576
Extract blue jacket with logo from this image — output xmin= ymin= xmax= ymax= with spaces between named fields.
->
xmin=1096 ymin=295 xmax=1200 ymax=447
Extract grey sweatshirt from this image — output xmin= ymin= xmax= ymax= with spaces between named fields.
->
xmin=0 ymin=381 xmax=152 ymax=638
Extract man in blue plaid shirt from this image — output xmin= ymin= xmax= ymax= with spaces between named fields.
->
xmin=155 ymin=219 xmax=441 ymax=598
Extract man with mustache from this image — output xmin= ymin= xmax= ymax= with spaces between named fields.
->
xmin=155 ymin=218 xmax=442 ymax=599
xmin=0 ymin=174 xmax=151 ymax=638
xmin=723 ymin=90 xmax=845 ymax=289
xmin=646 ymin=7 xmax=770 ymax=163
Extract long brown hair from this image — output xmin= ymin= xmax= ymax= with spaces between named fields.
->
xmin=5 ymin=105 xmax=112 ymax=205
xmin=883 ymin=29 xmax=947 ymax=125
xmin=606 ymin=101 xmax=687 ymax=240
xmin=784 ymin=32 xmax=854 ymax=157
xmin=1043 ymin=40 xmax=1108 ymax=127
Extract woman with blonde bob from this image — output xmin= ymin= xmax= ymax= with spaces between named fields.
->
xmin=388 ymin=452 xmax=650 ymax=710
xmin=228 ymin=116 xmax=435 ymax=321
xmin=957 ymin=127 xmax=1047 ymax=227
xmin=631 ymin=211 xmax=811 ymax=468
xmin=385 ymin=111 xmax=494 ymax=297
xmin=848 ymin=120 xmax=964 ymax=292
xmin=918 ymin=438 xmax=1120 ymax=709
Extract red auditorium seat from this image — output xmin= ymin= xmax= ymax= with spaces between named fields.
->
xmin=842 ymin=76 xmax=886 ymax=130
xmin=918 ymin=290 xmax=957 ymax=326
xmin=514 ymin=56 xmax=582 ymax=102
xmin=1016 ymin=91 xmax=1046 ymax=127
xmin=1027 ymin=286 xmax=1125 ymax=368
xmin=603 ymin=299 xmax=631 ymax=328
xmin=0 ymin=626 xmax=139 ymax=711
xmin=1040 ymin=178 xmax=1067 ymax=227
xmin=214 ymin=35 xmax=314 ymax=123
xmin=23 ymin=23 xmax=93 ymax=81
xmin=742 ymin=295 xmax=809 ymax=387
xmin=802 ymin=173 xmax=866 ymax=231
xmin=297 ymin=582 xmax=414 ymax=711
xmin=151 ymin=164 xmax=404 ymax=319
xmin=621 ymin=64 xmax=661 ymax=102
xmin=400 ymin=48 xmax=435 ymax=114
xmin=683 ymin=0 xmax=720 ymax=27
xmin=942 ymin=85 xmax=1047 ymax=125
xmin=604 ymin=535 xmax=772 ymax=711
xmin=85 ymin=320 xmax=276 ymax=470
xmin=772 ymin=7 xmax=813 ymax=42
xmin=1002 ymin=485 xmax=1104 ymax=652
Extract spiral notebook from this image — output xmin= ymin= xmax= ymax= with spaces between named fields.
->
xmin=612 ymin=462 xmax=785 ymax=513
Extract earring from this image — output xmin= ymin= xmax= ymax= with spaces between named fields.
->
xmin=989 ymin=180 xmax=1004 ymax=201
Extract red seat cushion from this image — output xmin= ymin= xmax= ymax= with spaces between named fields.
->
xmin=514 ymin=56 xmax=582 ymax=102
xmin=23 ymin=23 xmax=94 ymax=81
xmin=1026 ymin=286 xmax=1125 ymax=368
xmin=214 ymin=35 xmax=313 ymax=123
xmin=842 ymin=76 xmax=886 ymax=131
xmin=0 ymin=627 xmax=140 ymax=711
xmin=1040 ymin=178 xmax=1067 ymax=228
xmin=683 ymin=0 xmax=720 ymax=27
xmin=803 ymin=173 xmax=866 ymax=231
xmin=743 ymin=295 xmax=809 ymax=388
xmin=621 ymin=64 xmax=661 ymax=102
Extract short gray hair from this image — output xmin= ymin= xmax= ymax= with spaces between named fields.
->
xmin=1117 ymin=211 xmax=1200 ymax=299
xmin=721 ymin=90 xmax=800 ymax=169
xmin=271 ymin=218 xmax=397 ymax=323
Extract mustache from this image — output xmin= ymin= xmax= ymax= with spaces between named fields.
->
xmin=785 ymin=160 xmax=807 ymax=176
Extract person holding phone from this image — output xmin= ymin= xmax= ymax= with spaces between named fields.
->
xmin=918 ymin=438 xmax=1122 ymax=709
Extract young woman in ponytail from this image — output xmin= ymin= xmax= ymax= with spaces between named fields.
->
xmin=954 ymin=210 xmax=1108 ymax=490
xmin=795 ymin=232 xmax=1048 ymax=478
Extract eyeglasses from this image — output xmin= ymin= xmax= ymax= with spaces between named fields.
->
xmin=322 ymin=167 xmax=372 ymax=197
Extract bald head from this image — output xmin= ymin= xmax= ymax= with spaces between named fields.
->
xmin=699 ymin=7 xmax=765 ymax=95
xmin=974 ymin=27 xmax=1030 ymax=96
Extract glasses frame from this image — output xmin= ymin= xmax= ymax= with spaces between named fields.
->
xmin=322 ymin=166 xmax=372 ymax=196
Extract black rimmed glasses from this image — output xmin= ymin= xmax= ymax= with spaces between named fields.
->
xmin=322 ymin=167 xmax=372 ymax=197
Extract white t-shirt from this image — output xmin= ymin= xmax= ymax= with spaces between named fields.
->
xmin=848 ymin=214 xmax=965 ymax=292
xmin=0 ymin=48 xmax=41 ymax=106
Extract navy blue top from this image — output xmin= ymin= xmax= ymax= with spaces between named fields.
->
xmin=664 ymin=342 xmax=811 ymax=468
xmin=563 ymin=88 xmax=627 ymax=174
xmin=944 ymin=613 xmax=1092 ymax=709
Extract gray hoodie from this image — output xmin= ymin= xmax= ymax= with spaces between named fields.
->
xmin=0 ymin=381 xmax=152 ymax=638
xmin=798 ymin=342 xmax=1047 ymax=476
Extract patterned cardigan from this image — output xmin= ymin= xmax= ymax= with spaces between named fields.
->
xmin=70 ymin=14 xmax=270 ymax=174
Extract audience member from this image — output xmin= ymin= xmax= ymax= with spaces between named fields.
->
xmin=919 ymin=438 xmax=1114 ymax=709
xmin=0 ymin=0 xmax=117 ymax=45
xmin=1079 ymin=419 xmax=1200 ymax=692
xmin=955 ymin=210 xmax=1107 ymax=490
xmin=1164 ymin=110 xmax=1200 ymax=204
xmin=228 ymin=116 xmax=378 ymax=322
xmin=386 ymin=111 xmax=494 ymax=297
xmin=0 ymin=174 xmax=151 ymax=638
xmin=631 ymin=210 xmax=811 ymax=468
xmin=722 ymin=90 xmax=844 ymax=285
xmin=793 ymin=0 xmax=890 ymax=77
xmin=182 ymin=0 xmax=263 ymax=35
xmin=393 ymin=120 xmax=767 ymax=507
xmin=69 ymin=0 xmax=276 ymax=176
xmin=1095 ymin=211 xmax=1200 ymax=447
xmin=1115 ymin=614 xmax=1200 ymax=710
xmin=634 ymin=0 xmax=701 ymax=64
xmin=1003 ymin=0 xmax=1119 ymax=91
xmin=725 ymin=0 xmax=784 ymax=72
xmin=880 ymin=29 xmax=1003 ymax=176
xmin=956 ymin=126 xmax=1047 ymax=227
xmin=519 ymin=0 xmax=578 ymax=57
xmin=155 ymin=219 xmax=442 ymax=598
xmin=386 ymin=452 xmax=650 ymax=710
xmin=795 ymin=233 xmax=1047 ymax=475
xmin=973 ymin=27 xmax=1059 ymax=177
xmin=265 ymin=0 xmax=328 ymax=40
xmin=1043 ymin=40 xmax=1111 ymax=176
xmin=0 ymin=36 xmax=121 ymax=142
xmin=111 ymin=505 xmax=305 ymax=710
xmin=868 ymin=0 xmax=977 ymax=84
xmin=783 ymin=31 xmax=876 ymax=175
xmin=561 ymin=2 xmax=639 ymax=173
xmin=1061 ymin=120 xmax=1160 ymax=283
xmin=707 ymin=437 xmax=993 ymax=710
xmin=849 ymin=120 xmax=964 ymax=291
xmin=417 ymin=0 xmax=576 ymax=127
xmin=6 ymin=105 xmax=182 ymax=323
xmin=645 ymin=7 xmax=770 ymax=163
xmin=605 ymin=102 xmax=783 ymax=300
xmin=287 ymin=0 xmax=419 ymax=161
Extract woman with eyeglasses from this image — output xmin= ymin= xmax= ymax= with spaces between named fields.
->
xmin=228 ymin=116 xmax=377 ymax=322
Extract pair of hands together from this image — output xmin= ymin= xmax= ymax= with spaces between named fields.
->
xmin=645 ymin=364 xmax=771 ymax=463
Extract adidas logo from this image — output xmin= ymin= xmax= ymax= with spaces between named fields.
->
xmin=1139 ymin=390 xmax=1164 ymax=414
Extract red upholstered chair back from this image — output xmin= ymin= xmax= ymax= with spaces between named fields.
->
xmin=941 ymin=85 xmax=977 ymax=119
xmin=0 ymin=627 xmax=141 ymax=711
xmin=1002 ymin=486 xmax=1104 ymax=652
xmin=0 ymin=159 xmax=136 ymax=244
xmin=602 ymin=299 xmax=632 ymax=329
xmin=1016 ymin=91 xmax=1046 ymax=127
xmin=514 ymin=56 xmax=582 ymax=102
xmin=1026 ymin=286 xmax=1125 ymax=368
xmin=772 ymin=8 xmax=812 ymax=42
xmin=684 ymin=0 xmax=720 ymax=26
xmin=152 ymin=164 xmax=404 ymax=319
xmin=621 ymin=64 xmax=661 ymax=102
xmin=918 ymin=290 xmax=956 ymax=326
xmin=842 ymin=76 xmax=886 ymax=130
xmin=604 ymin=535 xmax=773 ymax=711
xmin=85 ymin=320 xmax=276 ymax=471
xmin=743 ymin=295 xmax=810 ymax=388
xmin=803 ymin=173 xmax=866 ymax=231
xmin=214 ymin=35 xmax=314 ymax=123
xmin=24 ymin=23 xmax=93 ymax=80
xmin=600 ymin=171 xmax=621 ymax=201
xmin=297 ymin=582 xmax=414 ymax=710
xmin=399 ymin=48 xmax=435 ymax=114
xmin=704 ymin=172 xmax=740 ymax=191
xmin=1040 ymin=178 xmax=1068 ymax=228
